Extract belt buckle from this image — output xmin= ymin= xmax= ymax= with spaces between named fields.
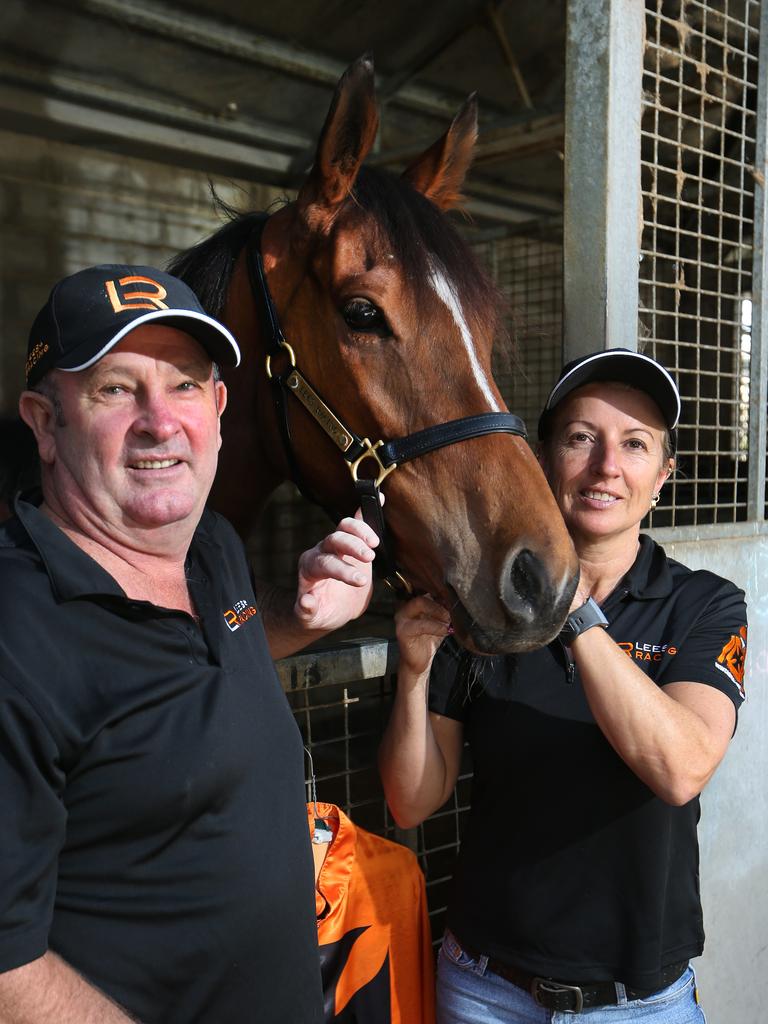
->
xmin=531 ymin=977 xmax=584 ymax=1014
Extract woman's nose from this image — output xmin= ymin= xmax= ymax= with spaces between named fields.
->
xmin=590 ymin=441 xmax=620 ymax=475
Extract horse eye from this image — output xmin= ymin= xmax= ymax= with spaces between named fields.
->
xmin=341 ymin=298 xmax=389 ymax=334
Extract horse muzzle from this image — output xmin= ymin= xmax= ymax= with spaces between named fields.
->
xmin=446 ymin=546 xmax=579 ymax=655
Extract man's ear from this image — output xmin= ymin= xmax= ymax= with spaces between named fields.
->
xmin=214 ymin=380 xmax=227 ymax=416
xmin=214 ymin=380 xmax=227 ymax=450
xmin=19 ymin=390 xmax=57 ymax=464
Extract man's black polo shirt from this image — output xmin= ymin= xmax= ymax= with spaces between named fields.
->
xmin=429 ymin=534 xmax=747 ymax=992
xmin=0 ymin=498 xmax=323 ymax=1024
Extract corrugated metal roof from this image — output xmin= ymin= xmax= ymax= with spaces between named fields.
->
xmin=0 ymin=0 xmax=566 ymax=229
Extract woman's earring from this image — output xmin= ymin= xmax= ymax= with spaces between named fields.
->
xmin=650 ymin=493 xmax=661 ymax=510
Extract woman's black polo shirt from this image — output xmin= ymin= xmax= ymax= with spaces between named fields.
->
xmin=0 ymin=498 xmax=323 ymax=1024
xmin=429 ymin=535 xmax=747 ymax=992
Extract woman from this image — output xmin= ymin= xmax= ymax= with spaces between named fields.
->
xmin=379 ymin=349 xmax=747 ymax=1023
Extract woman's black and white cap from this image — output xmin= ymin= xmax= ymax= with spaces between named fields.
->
xmin=537 ymin=348 xmax=681 ymax=441
xmin=25 ymin=264 xmax=241 ymax=388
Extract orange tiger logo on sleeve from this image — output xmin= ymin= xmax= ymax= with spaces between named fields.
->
xmin=715 ymin=625 xmax=747 ymax=698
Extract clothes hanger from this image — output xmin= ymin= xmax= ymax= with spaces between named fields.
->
xmin=304 ymin=746 xmax=338 ymax=845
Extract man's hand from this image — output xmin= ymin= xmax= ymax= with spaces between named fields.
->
xmin=294 ymin=515 xmax=378 ymax=632
xmin=261 ymin=513 xmax=379 ymax=659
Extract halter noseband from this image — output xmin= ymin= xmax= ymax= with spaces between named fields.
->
xmin=245 ymin=215 xmax=527 ymax=594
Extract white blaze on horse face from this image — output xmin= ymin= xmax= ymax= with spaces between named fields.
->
xmin=427 ymin=260 xmax=500 ymax=412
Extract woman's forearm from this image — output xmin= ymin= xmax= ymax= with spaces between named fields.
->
xmin=379 ymin=666 xmax=462 ymax=828
xmin=572 ymin=628 xmax=734 ymax=804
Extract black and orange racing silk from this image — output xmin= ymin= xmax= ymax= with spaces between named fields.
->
xmin=308 ymin=802 xmax=436 ymax=1024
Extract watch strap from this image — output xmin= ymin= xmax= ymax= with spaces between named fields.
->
xmin=559 ymin=596 xmax=609 ymax=646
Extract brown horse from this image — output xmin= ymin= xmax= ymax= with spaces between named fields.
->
xmin=171 ymin=56 xmax=578 ymax=654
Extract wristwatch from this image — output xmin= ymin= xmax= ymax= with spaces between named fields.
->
xmin=558 ymin=597 xmax=609 ymax=646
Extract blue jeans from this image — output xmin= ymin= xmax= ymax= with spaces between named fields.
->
xmin=437 ymin=932 xmax=706 ymax=1023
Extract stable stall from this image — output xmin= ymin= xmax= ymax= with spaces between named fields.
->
xmin=0 ymin=2 xmax=765 ymax=1019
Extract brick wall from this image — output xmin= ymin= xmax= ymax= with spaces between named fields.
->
xmin=0 ymin=128 xmax=334 ymax=587
xmin=0 ymin=128 xmax=281 ymax=410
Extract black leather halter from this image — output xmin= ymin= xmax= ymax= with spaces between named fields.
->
xmin=245 ymin=215 xmax=527 ymax=592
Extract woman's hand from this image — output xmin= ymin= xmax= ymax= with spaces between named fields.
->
xmin=569 ymin=585 xmax=591 ymax=614
xmin=395 ymin=594 xmax=452 ymax=678
xmin=381 ymin=595 xmax=463 ymax=829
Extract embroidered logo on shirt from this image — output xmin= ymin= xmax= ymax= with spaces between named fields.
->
xmin=715 ymin=625 xmax=747 ymax=698
xmin=617 ymin=641 xmax=677 ymax=663
xmin=223 ymin=597 xmax=258 ymax=632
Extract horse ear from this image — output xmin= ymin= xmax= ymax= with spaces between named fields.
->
xmin=402 ymin=94 xmax=478 ymax=210
xmin=296 ymin=54 xmax=379 ymax=229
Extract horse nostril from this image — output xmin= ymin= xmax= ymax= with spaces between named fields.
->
xmin=508 ymin=548 xmax=546 ymax=613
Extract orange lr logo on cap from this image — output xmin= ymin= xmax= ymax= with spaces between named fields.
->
xmin=105 ymin=275 xmax=169 ymax=313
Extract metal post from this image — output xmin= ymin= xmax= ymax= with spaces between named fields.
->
xmin=748 ymin=2 xmax=768 ymax=521
xmin=563 ymin=0 xmax=645 ymax=361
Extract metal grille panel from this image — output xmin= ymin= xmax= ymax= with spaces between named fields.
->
xmin=474 ymin=230 xmax=563 ymax=426
xmin=640 ymin=0 xmax=760 ymax=527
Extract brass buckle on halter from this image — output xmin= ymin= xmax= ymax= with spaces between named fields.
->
xmin=383 ymin=570 xmax=414 ymax=595
xmin=349 ymin=439 xmax=398 ymax=488
xmin=265 ymin=339 xmax=297 ymax=379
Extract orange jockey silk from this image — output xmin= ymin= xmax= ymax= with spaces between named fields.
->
xmin=307 ymin=802 xmax=436 ymax=1024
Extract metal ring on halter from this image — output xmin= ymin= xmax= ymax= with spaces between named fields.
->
xmin=349 ymin=439 xmax=398 ymax=487
xmin=383 ymin=570 xmax=414 ymax=595
xmin=265 ymin=339 xmax=297 ymax=380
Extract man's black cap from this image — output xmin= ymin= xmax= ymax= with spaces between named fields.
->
xmin=26 ymin=264 xmax=241 ymax=388
xmin=538 ymin=348 xmax=681 ymax=442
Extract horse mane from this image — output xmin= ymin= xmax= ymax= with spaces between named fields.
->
xmin=168 ymin=167 xmax=505 ymax=339
xmin=167 ymin=196 xmax=263 ymax=319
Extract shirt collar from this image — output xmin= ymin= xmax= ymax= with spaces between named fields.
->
xmin=14 ymin=492 xmax=125 ymax=602
xmin=12 ymin=493 xmax=212 ymax=604
xmin=620 ymin=533 xmax=673 ymax=600
xmin=309 ymin=801 xmax=357 ymax=918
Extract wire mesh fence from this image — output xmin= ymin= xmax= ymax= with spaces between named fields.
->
xmin=475 ymin=228 xmax=564 ymax=429
xmin=640 ymin=0 xmax=761 ymax=527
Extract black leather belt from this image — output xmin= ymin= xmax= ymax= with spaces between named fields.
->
xmin=461 ymin=940 xmax=687 ymax=1014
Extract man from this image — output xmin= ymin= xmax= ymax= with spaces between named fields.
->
xmin=0 ymin=265 xmax=379 ymax=1023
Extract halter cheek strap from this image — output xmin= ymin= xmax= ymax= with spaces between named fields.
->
xmin=245 ymin=215 xmax=527 ymax=594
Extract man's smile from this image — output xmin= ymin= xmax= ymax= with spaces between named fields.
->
xmin=129 ymin=458 xmax=183 ymax=470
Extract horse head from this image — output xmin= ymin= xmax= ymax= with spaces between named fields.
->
xmin=176 ymin=55 xmax=578 ymax=654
